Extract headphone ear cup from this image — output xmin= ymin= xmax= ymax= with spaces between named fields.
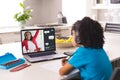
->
xmin=75 ymin=32 xmax=81 ymax=44
xmin=75 ymin=36 xmax=81 ymax=44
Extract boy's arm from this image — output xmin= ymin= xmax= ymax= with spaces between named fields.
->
xmin=59 ymin=63 xmax=74 ymax=76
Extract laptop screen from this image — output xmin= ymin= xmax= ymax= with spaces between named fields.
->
xmin=21 ymin=28 xmax=56 ymax=54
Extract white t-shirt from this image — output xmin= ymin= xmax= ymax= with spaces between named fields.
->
xmin=28 ymin=41 xmax=36 ymax=52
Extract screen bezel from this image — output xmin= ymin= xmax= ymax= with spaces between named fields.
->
xmin=20 ymin=28 xmax=56 ymax=55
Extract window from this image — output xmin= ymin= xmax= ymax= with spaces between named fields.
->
xmin=62 ymin=0 xmax=87 ymax=24
xmin=0 ymin=0 xmax=23 ymax=28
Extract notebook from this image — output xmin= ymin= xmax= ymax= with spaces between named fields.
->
xmin=20 ymin=28 xmax=67 ymax=63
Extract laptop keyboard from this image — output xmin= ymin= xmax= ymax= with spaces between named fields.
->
xmin=29 ymin=52 xmax=56 ymax=58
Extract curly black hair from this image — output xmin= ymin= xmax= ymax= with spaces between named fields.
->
xmin=71 ymin=17 xmax=104 ymax=48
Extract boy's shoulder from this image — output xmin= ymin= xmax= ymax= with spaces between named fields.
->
xmin=76 ymin=46 xmax=87 ymax=51
xmin=75 ymin=46 xmax=86 ymax=55
xmin=76 ymin=46 xmax=104 ymax=54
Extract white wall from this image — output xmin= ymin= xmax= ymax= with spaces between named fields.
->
xmin=24 ymin=0 xmax=94 ymax=26
xmin=24 ymin=0 xmax=62 ymax=26
xmin=62 ymin=0 xmax=94 ymax=24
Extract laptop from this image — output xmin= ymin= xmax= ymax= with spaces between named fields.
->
xmin=20 ymin=28 xmax=67 ymax=63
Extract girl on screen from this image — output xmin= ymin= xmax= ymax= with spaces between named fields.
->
xmin=22 ymin=30 xmax=41 ymax=53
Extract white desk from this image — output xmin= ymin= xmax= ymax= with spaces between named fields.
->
xmin=0 ymin=32 xmax=120 ymax=80
xmin=103 ymin=32 xmax=120 ymax=61
xmin=0 ymin=42 xmax=79 ymax=80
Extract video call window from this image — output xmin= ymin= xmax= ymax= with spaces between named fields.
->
xmin=21 ymin=28 xmax=55 ymax=54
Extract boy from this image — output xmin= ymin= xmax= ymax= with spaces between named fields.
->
xmin=59 ymin=17 xmax=112 ymax=80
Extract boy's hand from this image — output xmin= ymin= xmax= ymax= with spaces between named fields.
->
xmin=61 ymin=58 xmax=68 ymax=66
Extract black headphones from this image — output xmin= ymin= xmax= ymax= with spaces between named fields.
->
xmin=75 ymin=31 xmax=81 ymax=44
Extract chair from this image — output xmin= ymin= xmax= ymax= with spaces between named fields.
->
xmin=110 ymin=67 xmax=120 ymax=80
xmin=105 ymin=23 xmax=120 ymax=33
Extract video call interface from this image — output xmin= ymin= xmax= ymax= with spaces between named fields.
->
xmin=21 ymin=28 xmax=55 ymax=54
